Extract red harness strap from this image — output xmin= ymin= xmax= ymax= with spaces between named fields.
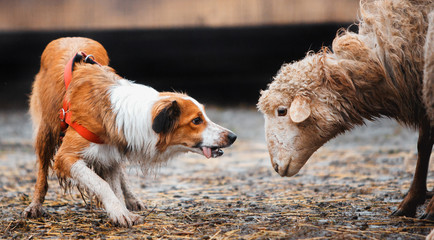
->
xmin=59 ymin=52 xmax=104 ymax=144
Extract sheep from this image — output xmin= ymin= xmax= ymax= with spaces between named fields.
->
xmin=257 ymin=0 xmax=434 ymax=219
xmin=424 ymin=10 xmax=434 ymax=126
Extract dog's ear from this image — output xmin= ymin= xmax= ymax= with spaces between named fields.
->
xmin=152 ymin=100 xmax=181 ymax=134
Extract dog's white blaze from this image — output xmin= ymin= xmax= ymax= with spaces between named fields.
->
xmin=70 ymin=160 xmax=131 ymax=222
xmin=201 ymin=122 xmax=225 ymax=146
xmin=182 ymin=96 xmax=208 ymax=119
xmin=182 ymin=96 xmax=230 ymax=147
xmin=109 ymin=79 xmax=159 ymax=151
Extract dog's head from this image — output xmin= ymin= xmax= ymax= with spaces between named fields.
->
xmin=152 ymin=93 xmax=236 ymax=158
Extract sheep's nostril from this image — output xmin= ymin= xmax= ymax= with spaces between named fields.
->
xmin=273 ymin=164 xmax=279 ymax=173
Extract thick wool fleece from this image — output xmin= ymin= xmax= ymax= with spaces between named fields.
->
xmin=258 ymin=0 xmax=434 ymax=131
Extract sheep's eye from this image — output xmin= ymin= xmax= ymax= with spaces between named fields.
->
xmin=277 ymin=107 xmax=287 ymax=116
xmin=192 ymin=117 xmax=203 ymax=125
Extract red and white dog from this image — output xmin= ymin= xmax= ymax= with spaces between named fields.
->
xmin=23 ymin=37 xmax=236 ymax=227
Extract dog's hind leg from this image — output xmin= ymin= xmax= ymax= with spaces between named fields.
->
xmin=120 ymin=168 xmax=145 ymax=211
xmin=22 ymin=125 xmax=57 ymax=218
xmin=24 ymin=72 xmax=64 ymax=218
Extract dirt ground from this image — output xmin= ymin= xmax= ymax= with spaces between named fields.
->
xmin=1 ymin=106 xmax=434 ymax=239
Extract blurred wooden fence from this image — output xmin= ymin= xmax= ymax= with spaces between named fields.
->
xmin=0 ymin=0 xmax=359 ymax=30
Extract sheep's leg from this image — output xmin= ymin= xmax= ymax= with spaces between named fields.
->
xmin=420 ymin=10 xmax=434 ymax=220
xmin=392 ymin=122 xmax=433 ymax=218
xmin=421 ymin=126 xmax=434 ymax=220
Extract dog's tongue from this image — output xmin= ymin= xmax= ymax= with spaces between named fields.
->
xmin=202 ymin=147 xmax=212 ymax=159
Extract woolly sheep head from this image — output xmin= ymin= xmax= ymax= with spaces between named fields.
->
xmin=258 ymin=55 xmax=347 ymax=177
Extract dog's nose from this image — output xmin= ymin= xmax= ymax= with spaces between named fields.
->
xmin=227 ymin=132 xmax=237 ymax=145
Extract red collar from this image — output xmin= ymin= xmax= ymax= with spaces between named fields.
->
xmin=59 ymin=52 xmax=104 ymax=144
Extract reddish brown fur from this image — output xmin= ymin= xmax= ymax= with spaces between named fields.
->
xmin=24 ymin=37 xmax=236 ymax=224
xmin=153 ymin=93 xmax=208 ymax=152
xmin=65 ymin=64 xmax=128 ymax=148
xmin=24 ymin=37 xmax=111 ymax=218
xmin=53 ymin=130 xmax=90 ymax=180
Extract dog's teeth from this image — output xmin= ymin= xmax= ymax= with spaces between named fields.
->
xmin=212 ymin=148 xmax=224 ymax=158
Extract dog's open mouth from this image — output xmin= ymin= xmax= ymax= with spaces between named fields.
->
xmin=200 ymin=146 xmax=224 ymax=158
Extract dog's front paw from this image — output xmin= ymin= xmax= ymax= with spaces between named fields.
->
xmin=129 ymin=213 xmax=144 ymax=225
xmin=126 ymin=198 xmax=146 ymax=211
xmin=22 ymin=203 xmax=45 ymax=218
xmin=109 ymin=207 xmax=143 ymax=227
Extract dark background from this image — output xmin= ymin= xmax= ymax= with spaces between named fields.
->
xmin=0 ymin=23 xmax=354 ymax=109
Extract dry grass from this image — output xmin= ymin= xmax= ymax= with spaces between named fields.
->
xmin=1 ymin=109 xmax=433 ymax=239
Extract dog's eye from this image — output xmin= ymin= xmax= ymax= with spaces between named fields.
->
xmin=277 ymin=107 xmax=287 ymax=117
xmin=192 ymin=117 xmax=203 ymax=125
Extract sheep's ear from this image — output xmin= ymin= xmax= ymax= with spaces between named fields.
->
xmin=289 ymin=96 xmax=311 ymax=123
